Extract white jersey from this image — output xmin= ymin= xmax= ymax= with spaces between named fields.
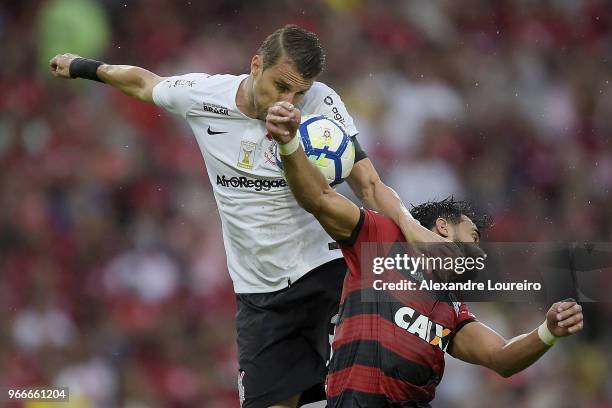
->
xmin=153 ymin=73 xmax=358 ymax=293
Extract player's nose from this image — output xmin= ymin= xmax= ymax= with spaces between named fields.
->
xmin=279 ymin=92 xmax=297 ymax=104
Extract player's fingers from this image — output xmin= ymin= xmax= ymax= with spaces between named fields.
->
xmin=556 ymin=303 xmax=581 ymax=321
xmin=558 ymin=312 xmax=583 ymax=327
xmin=277 ymin=101 xmax=294 ymax=111
xmin=266 ymin=113 xmax=292 ymax=123
xmin=556 ymin=299 xmax=577 ymax=313
xmin=567 ymin=320 xmax=584 ymax=334
xmin=269 ymin=104 xmax=294 ymax=117
xmin=265 ymin=121 xmax=290 ymax=136
xmin=266 ymin=114 xmax=292 ymax=123
xmin=288 ymin=110 xmax=301 ymax=123
xmin=265 ymin=118 xmax=287 ymax=129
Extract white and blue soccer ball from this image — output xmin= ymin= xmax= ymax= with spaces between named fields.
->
xmin=275 ymin=114 xmax=355 ymax=186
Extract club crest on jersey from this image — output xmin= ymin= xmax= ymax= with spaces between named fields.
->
xmin=238 ymin=141 xmax=257 ymax=169
xmin=394 ymin=306 xmax=452 ymax=352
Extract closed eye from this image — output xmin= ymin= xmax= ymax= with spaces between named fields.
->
xmin=275 ymin=82 xmax=290 ymax=92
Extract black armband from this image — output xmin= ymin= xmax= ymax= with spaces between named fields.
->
xmin=69 ymin=58 xmax=104 ymax=82
xmin=351 ymin=135 xmax=368 ymax=163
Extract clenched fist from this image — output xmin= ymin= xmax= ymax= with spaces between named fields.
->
xmin=49 ymin=53 xmax=80 ymax=79
xmin=266 ymin=101 xmax=301 ymax=145
xmin=546 ymin=299 xmax=584 ymax=337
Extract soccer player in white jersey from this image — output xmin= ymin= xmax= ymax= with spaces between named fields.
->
xmin=50 ymin=25 xmax=459 ymax=408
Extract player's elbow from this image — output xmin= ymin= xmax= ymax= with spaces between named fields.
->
xmin=299 ymin=198 xmax=322 ymax=215
xmin=299 ymin=194 xmax=326 ymax=216
xmin=490 ymin=351 xmax=520 ymax=378
xmin=298 ymin=188 xmax=332 ymax=216
xmin=135 ymin=87 xmax=154 ymax=103
xmin=135 ymin=76 xmax=159 ymax=103
xmin=118 ymin=67 xmax=159 ymax=103
xmin=484 ymin=357 xmax=516 ymax=378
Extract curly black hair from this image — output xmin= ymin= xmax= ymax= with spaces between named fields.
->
xmin=409 ymin=196 xmax=491 ymax=231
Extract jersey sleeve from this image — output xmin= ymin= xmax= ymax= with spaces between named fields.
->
xmin=447 ymin=301 xmax=477 ymax=355
xmin=455 ymin=302 xmax=477 ymax=332
xmin=339 ymin=209 xmax=395 ymax=246
xmin=152 ymin=73 xmax=208 ymax=117
xmin=338 ymin=209 xmax=403 ymax=280
xmin=351 ymin=135 xmax=368 ymax=163
xmin=306 ymin=83 xmax=359 ymax=137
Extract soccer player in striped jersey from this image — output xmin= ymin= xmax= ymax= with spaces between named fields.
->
xmin=50 ymin=26 xmax=467 ymax=408
xmin=266 ymin=101 xmax=585 ymax=408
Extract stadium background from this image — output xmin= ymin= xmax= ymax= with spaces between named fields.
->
xmin=1 ymin=0 xmax=611 ymax=407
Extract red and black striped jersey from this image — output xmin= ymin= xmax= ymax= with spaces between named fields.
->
xmin=327 ymin=209 xmax=477 ymax=407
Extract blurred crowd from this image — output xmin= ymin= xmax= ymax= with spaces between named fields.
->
xmin=1 ymin=0 xmax=612 ymax=407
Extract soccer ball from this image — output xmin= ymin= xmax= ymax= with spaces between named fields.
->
xmin=275 ymin=114 xmax=355 ymax=186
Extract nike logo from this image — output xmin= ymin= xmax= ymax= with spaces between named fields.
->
xmin=207 ymin=126 xmax=227 ymax=135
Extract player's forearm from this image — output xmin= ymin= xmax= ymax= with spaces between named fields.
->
xmin=348 ymin=161 xmax=413 ymax=226
xmin=369 ymin=182 xmax=413 ymax=223
xmin=365 ymin=182 xmax=426 ymax=239
xmin=490 ymin=329 xmax=551 ymax=377
xmin=281 ymin=145 xmax=333 ymax=214
xmin=97 ymin=64 xmax=161 ymax=103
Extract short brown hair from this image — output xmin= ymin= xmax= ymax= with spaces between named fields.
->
xmin=258 ymin=24 xmax=326 ymax=79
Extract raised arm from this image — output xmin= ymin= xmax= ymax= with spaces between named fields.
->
xmin=450 ymin=300 xmax=583 ymax=377
xmin=346 ymin=159 xmax=487 ymax=261
xmin=49 ymin=53 xmax=164 ymax=103
xmin=265 ymin=102 xmax=361 ymax=241
xmin=347 ymin=159 xmax=456 ymax=245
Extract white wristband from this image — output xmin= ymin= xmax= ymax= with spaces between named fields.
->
xmin=278 ymin=134 xmax=301 ymax=156
xmin=537 ymin=320 xmax=558 ymax=346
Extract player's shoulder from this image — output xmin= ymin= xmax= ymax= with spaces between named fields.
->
xmin=160 ymin=73 xmax=242 ymax=91
xmin=301 ymin=81 xmax=358 ymax=135
xmin=304 ymin=81 xmax=339 ymax=103
xmin=153 ymin=73 xmax=246 ymax=117
xmin=158 ymin=72 xmax=208 ymax=90
xmin=309 ymin=80 xmax=336 ymax=94
xmin=363 ymin=209 xmax=400 ymax=234
xmin=205 ymin=73 xmax=245 ymax=85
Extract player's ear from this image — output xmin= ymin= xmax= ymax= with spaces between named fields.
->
xmin=251 ymin=55 xmax=262 ymax=77
xmin=434 ymin=217 xmax=450 ymax=238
